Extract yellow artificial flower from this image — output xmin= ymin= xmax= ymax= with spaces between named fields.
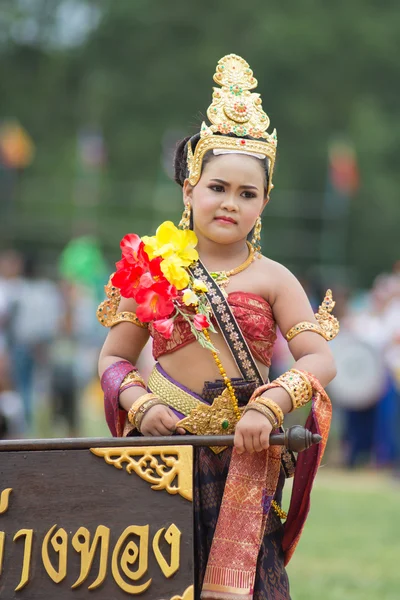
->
xmin=161 ymin=256 xmax=190 ymax=290
xmin=193 ymin=278 xmax=208 ymax=293
xmin=182 ymin=288 xmax=199 ymax=306
xmin=142 ymin=221 xmax=198 ymax=266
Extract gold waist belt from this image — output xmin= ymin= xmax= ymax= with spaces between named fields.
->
xmin=147 ymin=365 xmax=242 ymax=447
xmin=147 ymin=366 xmax=200 ymax=417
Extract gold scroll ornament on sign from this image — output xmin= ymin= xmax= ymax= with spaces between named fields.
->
xmin=90 ymin=446 xmax=193 ymax=501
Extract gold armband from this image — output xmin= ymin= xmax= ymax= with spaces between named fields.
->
xmin=97 ymin=275 xmax=148 ymax=329
xmin=285 ymin=289 xmax=339 ymax=342
xmin=274 ymin=369 xmax=313 ymax=411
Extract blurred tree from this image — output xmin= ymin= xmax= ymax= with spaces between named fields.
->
xmin=0 ymin=0 xmax=399 ymax=285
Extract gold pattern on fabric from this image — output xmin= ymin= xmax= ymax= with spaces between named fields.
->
xmin=97 ymin=274 xmax=148 ymax=329
xmin=191 ymin=265 xmax=259 ymax=382
xmin=285 ymin=289 xmax=339 ymax=341
xmin=150 ymin=291 xmax=277 ymax=368
xmin=282 ymin=370 xmax=332 ymax=565
xmin=201 ymin=446 xmax=282 ymax=600
xmin=90 ymin=446 xmax=193 ymax=502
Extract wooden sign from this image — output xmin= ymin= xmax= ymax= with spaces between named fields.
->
xmin=0 ymin=439 xmax=194 ymax=600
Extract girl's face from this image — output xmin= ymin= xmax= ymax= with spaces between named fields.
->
xmin=183 ymin=153 xmax=268 ymax=246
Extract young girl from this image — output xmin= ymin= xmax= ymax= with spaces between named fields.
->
xmin=98 ymin=54 xmax=338 ymax=600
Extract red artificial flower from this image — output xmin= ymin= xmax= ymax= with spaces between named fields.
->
xmin=111 ymin=234 xmax=163 ymax=299
xmin=193 ymin=314 xmax=210 ymax=331
xmin=135 ymin=278 xmax=177 ymax=322
xmin=111 ymin=258 xmax=145 ymax=298
xmin=153 ymin=317 xmax=175 ymax=339
xmin=120 ymin=233 xmax=143 ymax=264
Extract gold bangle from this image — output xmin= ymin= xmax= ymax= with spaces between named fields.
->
xmin=120 ymin=370 xmax=146 ymax=392
xmin=243 ymin=403 xmax=277 ymax=428
xmin=274 ymin=369 xmax=313 ymax=411
xmin=253 ymin=396 xmax=284 ymax=428
xmin=127 ymin=393 xmax=160 ymax=426
xmin=135 ymin=399 xmax=168 ymax=432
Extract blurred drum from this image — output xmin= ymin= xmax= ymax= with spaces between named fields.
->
xmin=327 ymin=331 xmax=387 ymax=410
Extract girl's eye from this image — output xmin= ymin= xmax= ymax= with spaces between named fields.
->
xmin=242 ymin=191 xmax=256 ymax=199
xmin=210 ymin=185 xmax=225 ymax=192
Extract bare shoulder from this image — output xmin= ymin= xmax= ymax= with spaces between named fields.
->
xmin=255 ymin=255 xmax=302 ymax=306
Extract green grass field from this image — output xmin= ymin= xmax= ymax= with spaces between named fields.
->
xmin=284 ymin=470 xmax=400 ymax=599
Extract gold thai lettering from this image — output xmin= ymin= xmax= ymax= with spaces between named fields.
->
xmin=13 ymin=529 xmax=33 ymax=591
xmin=111 ymin=525 xmax=151 ymax=594
xmin=0 ymin=488 xmax=12 ymax=514
xmin=1 ymin=486 xmax=182 ymax=595
xmin=152 ymin=524 xmax=181 ymax=578
xmin=0 ymin=531 xmax=5 ymax=576
xmin=71 ymin=525 xmax=110 ymax=590
xmin=41 ymin=524 xmax=68 ymax=583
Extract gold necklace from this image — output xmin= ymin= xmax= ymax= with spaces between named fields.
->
xmin=210 ymin=241 xmax=255 ymax=287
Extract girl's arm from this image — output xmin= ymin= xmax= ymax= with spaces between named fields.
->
xmin=264 ymin=263 xmax=337 ymax=413
xmin=98 ymin=297 xmax=183 ymax=436
xmin=234 ymin=263 xmax=336 ymax=453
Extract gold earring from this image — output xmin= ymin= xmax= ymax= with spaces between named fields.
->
xmin=179 ymin=203 xmax=191 ymax=230
xmin=251 ymin=216 xmax=262 ymax=255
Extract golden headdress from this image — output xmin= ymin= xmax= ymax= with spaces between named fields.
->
xmin=187 ymin=54 xmax=277 ymax=194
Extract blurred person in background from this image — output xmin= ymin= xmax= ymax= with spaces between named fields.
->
xmin=0 ymin=352 xmax=25 ymax=439
xmin=50 ymin=237 xmax=108 ymax=436
xmin=329 ymin=269 xmax=400 ymax=468
xmin=0 ymin=249 xmax=60 ymax=431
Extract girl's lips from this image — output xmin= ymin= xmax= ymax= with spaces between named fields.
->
xmin=214 ymin=216 xmax=237 ymax=224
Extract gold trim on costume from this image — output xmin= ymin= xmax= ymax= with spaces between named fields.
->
xmin=148 ymin=367 xmax=200 ymax=416
xmin=176 ymin=388 xmax=241 ymax=441
xmin=148 ymin=366 xmax=241 ymax=454
xmin=187 ymin=54 xmax=277 ymax=194
xmin=96 ymin=275 xmax=148 ymax=329
xmin=90 ymin=446 xmax=193 ymax=502
xmin=120 ymin=370 xmax=146 ymax=390
xmin=285 ymin=289 xmax=340 ymax=342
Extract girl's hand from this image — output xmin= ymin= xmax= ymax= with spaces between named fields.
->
xmin=234 ymin=409 xmax=273 ymax=454
xmin=140 ymin=405 xmax=186 ymax=436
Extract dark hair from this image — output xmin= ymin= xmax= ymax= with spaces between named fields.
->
xmin=173 ymin=132 xmax=270 ymax=192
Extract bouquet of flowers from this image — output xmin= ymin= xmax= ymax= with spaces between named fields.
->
xmin=111 ymin=221 xmax=217 ymax=350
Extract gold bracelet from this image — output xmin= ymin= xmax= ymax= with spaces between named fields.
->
xmin=135 ymin=399 xmax=168 ymax=432
xmin=127 ymin=393 xmax=160 ymax=426
xmin=253 ymin=396 xmax=284 ymax=428
xmin=274 ymin=369 xmax=313 ymax=411
xmin=120 ymin=370 xmax=146 ymax=393
xmin=243 ymin=403 xmax=277 ymax=428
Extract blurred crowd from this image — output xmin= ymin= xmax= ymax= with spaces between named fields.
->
xmin=0 ymin=246 xmax=107 ymax=439
xmin=0 ymin=246 xmax=399 ymax=471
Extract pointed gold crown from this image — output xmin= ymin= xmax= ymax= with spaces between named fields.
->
xmin=187 ymin=54 xmax=277 ymax=194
